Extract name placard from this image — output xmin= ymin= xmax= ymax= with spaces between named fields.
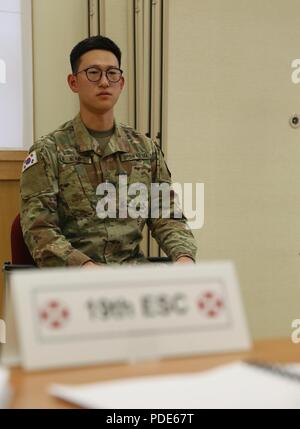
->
xmin=2 ymin=262 xmax=251 ymax=371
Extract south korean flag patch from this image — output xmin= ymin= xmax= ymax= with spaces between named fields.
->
xmin=22 ymin=151 xmax=38 ymax=173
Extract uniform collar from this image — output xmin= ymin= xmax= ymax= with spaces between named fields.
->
xmin=73 ymin=113 xmax=130 ymax=157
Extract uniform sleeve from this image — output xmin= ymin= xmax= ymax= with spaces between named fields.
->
xmin=20 ymin=140 xmax=93 ymax=267
xmin=147 ymin=141 xmax=198 ymax=262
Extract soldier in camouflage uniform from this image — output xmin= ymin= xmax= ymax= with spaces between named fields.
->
xmin=20 ymin=36 xmax=197 ymax=267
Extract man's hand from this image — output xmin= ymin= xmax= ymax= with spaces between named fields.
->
xmin=82 ymin=261 xmax=100 ymax=268
xmin=175 ymin=256 xmax=195 ymax=264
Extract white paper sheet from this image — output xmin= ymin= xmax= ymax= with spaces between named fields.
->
xmin=286 ymin=364 xmax=300 ymax=375
xmin=49 ymin=362 xmax=300 ymax=409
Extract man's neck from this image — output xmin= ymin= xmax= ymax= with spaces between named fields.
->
xmin=80 ymin=109 xmax=114 ymax=132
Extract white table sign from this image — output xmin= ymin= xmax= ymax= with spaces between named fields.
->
xmin=1 ymin=262 xmax=251 ymax=371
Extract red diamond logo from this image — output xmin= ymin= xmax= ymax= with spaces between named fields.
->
xmin=39 ymin=300 xmax=71 ymax=330
xmin=197 ymin=291 xmax=225 ymax=319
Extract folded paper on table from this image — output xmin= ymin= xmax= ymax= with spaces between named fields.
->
xmin=49 ymin=362 xmax=300 ymax=409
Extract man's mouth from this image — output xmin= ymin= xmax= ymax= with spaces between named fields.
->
xmin=97 ymin=92 xmax=112 ymax=96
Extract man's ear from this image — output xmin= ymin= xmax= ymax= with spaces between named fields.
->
xmin=120 ymin=76 xmax=125 ymax=91
xmin=67 ymin=74 xmax=79 ymax=93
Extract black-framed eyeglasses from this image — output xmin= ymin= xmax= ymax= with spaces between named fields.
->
xmin=74 ymin=66 xmax=123 ymax=83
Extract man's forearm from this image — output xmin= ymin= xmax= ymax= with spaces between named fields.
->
xmin=21 ymin=198 xmax=93 ymax=267
xmin=148 ymin=217 xmax=197 ymax=262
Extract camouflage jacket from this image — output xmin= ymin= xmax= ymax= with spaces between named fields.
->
xmin=20 ymin=114 xmax=197 ymax=267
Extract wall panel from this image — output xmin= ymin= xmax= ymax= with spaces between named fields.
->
xmin=166 ymin=0 xmax=300 ymax=339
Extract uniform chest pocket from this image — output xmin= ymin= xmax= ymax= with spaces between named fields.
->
xmin=119 ymin=152 xmax=152 ymax=185
xmin=58 ymin=154 xmax=94 ymax=216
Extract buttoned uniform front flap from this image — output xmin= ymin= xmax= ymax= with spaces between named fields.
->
xmin=117 ymin=152 xmax=152 ymax=225
xmin=58 ymin=152 xmax=95 ymax=216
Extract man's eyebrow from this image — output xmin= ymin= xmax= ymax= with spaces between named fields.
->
xmin=86 ymin=64 xmax=119 ymax=69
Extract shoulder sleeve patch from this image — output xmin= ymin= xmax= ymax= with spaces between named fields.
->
xmin=22 ymin=151 xmax=38 ymax=173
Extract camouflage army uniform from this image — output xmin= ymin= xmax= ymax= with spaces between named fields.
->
xmin=20 ymin=114 xmax=197 ymax=267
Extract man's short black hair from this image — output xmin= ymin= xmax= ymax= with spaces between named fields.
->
xmin=70 ymin=35 xmax=122 ymax=73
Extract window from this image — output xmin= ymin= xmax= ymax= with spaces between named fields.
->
xmin=0 ymin=0 xmax=33 ymax=149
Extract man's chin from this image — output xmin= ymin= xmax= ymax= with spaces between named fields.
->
xmin=90 ymin=104 xmax=114 ymax=115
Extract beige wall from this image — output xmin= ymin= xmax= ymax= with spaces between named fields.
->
xmin=32 ymin=0 xmax=88 ymax=139
xmin=32 ymin=0 xmax=131 ymax=140
xmin=166 ymin=0 xmax=300 ymax=339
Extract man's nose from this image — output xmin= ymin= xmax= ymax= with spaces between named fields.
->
xmin=98 ymin=72 xmax=110 ymax=87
